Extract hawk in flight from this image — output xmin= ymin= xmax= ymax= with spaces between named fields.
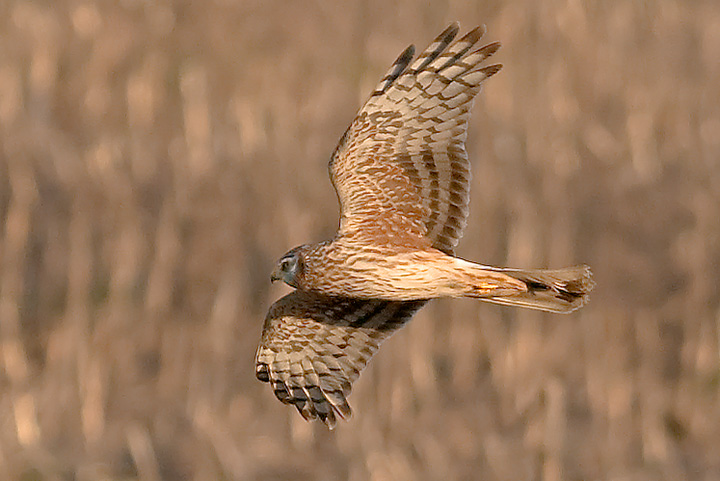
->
xmin=256 ymin=23 xmax=594 ymax=428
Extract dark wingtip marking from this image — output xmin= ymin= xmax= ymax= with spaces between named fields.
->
xmin=412 ymin=23 xmax=461 ymax=74
xmin=322 ymin=409 xmax=338 ymax=429
xmin=273 ymin=381 xmax=291 ymax=403
xmin=256 ymin=363 xmax=270 ymax=382
xmin=441 ymin=26 xmax=486 ymax=67
xmin=442 ymin=22 xmax=461 ymax=39
xmin=476 ymin=41 xmax=501 ymax=59
xmin=398 ymin=44 xmax=416 ymax=65
xmin=372 ymin=44 xmax=416 ymax=97
xmin=462 ymin=25 xmax=485 ymax=45
xmin=449 ymin=25 xmax=486 ymax=53
xmin=482 ymin=64 xmax=503 ymax=78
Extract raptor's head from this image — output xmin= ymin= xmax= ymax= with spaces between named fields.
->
xmin=270 ymin=246 xmax=307 ymax=288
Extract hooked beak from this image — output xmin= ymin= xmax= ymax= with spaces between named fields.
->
xmin=270 ymin=266 xmax=282 ymax=283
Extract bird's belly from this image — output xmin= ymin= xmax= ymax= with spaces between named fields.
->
xmin=305 ymin=249 xmax=477 ymax=300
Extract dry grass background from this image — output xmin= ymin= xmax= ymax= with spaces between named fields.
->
xmin=0 ymin=0 xmax=719 ymax=480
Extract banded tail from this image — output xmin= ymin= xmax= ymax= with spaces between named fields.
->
xmin=480 ymin=265 xmax=594 ymax=313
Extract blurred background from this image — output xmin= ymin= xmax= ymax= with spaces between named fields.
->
xmin=0 ymin=0 xmax=719 ymax=480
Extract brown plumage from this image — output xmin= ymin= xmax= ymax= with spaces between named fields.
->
xmin=257 ymin=23 xmax=594 ymax=428
xmin=256 ymin=292 xmax=425 ymax=428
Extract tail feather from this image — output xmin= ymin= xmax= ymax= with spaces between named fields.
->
xmin=483 ymin=265 xmax=594 ymax=313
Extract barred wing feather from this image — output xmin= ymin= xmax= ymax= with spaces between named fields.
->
xmin=329 ymin=23 xmax=501 ymax=253
xmin=255 ymin=292 xmax=425 ymax=428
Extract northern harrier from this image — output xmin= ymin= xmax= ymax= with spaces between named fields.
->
xmin=256 ymin=23 xmax=594 ymax=428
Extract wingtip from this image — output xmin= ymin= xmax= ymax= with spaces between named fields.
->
xmin=482 ymin=63 xmax=503 ymax=78
xmin=255 ymin=362 xmax=270 ymax=382
xmin=460 ymin=24 xmax=487 ymax=45
xmin=444 ymin=21 xmax=461 ymax=36
xmin=433 ymin=23 xmax=459 ymax=48
xmin=399 ymin=44 xmax=416 ymax=63
xmin=477 ymin=41 xmax=502 ymax=58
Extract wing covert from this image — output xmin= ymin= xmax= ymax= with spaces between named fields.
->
xmin=329 ymin=23 xmax=502 ymax=253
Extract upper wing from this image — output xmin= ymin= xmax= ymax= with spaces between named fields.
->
xmin=255 ymin=291 xmax=425 ymax=428
xmin=330 ymin=23 xmax=501 ymax=253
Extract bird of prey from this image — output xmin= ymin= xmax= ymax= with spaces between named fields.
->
xmin=255 ymin=23 xmax=594 ymax=428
